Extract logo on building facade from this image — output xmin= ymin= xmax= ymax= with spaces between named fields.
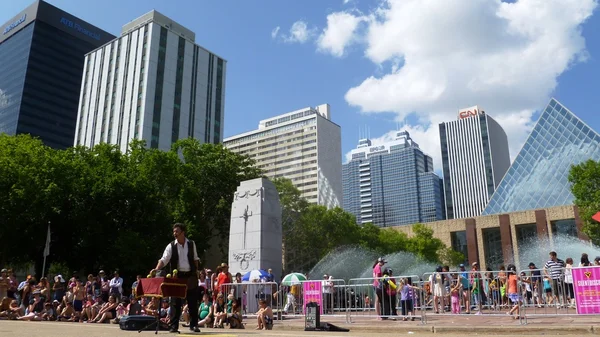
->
xmin=59 ymin=17 xmax=100 ymax=40
xmin=370 ymin=145 xmax=385 ymax=153
xmin=458 ymin=105 xmax=482 ymax=119
xmin=3 ymin=14 xmax=26 ymax=35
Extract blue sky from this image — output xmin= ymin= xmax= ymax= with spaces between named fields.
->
xmin=1 ymin=0 xmax=599 ymax=171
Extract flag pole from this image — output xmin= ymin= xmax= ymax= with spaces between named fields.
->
xmin=42 ymin=221 xmax=51 ymax=278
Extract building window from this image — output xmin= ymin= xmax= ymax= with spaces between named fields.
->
xmin=482 ymin=227 xmax=503 ymax=270
xmin=450 ymin=231 xmax=468 ymax=263
xmin=551 ymin=219 xmax=577 ymax=238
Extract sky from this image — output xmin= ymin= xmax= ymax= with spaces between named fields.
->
xmin=1 ymin=0 xmax=599 ymax=173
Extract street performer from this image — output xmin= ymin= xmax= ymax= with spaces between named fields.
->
xmin=150 ymin=223 xmax=200 ymax=333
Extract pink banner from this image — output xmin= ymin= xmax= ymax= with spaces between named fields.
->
xmin=303 ymin=281 xmax=323 ymax=314
xmin=572 ymin=266 xmax=600 ymax=315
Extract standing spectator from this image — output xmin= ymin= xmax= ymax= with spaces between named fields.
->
xmin=98 ymin=270 xmax=109 ymax=302
xmin=131 ymin=275 xmax=141 ymax=298
xmin=458 ymin=264 xmax=471 ymax=314
xmin=322 ymin=275 xmax=334 ymax=314
xmin=544 ymin=251 xmax=565 ymax=307
xmin=505 ymin=265 xmax=521 ymax=319
xmin=0 ymin=269 xmax=9 ymax=299
xmin=528 ymin=262 xmax=543 ymax=308
xmin=52 ymin=275 xmax=65 ymax=303
xmin=38 ymin=277 xmax=50 ymax=299
xmin=579 ymin=253 xmax=591 ymax=267
xmin=595 ymin=256 xmax=600 ymax=266
xmin=564 ymin=257 xmax=575 ymax=308
xmin=372 ymin=257 xmax=386 ymax=320
xmin=7 ymin=269 xmax=17 ymax=299
xmin=266 ymin=269 xmax=274 ymax=282
xmin=109 ymin=271 xmax=123 ymax=300
xmin=217 ymin=263 xmax=232 ymax=296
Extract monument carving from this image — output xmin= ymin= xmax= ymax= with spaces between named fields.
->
xmin=228 ymin=178 xmax=282 ymax=281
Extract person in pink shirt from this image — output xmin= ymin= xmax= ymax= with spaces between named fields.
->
xmin=372 ymin=257 xmax=386 ymax=320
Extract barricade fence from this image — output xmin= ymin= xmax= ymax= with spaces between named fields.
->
xmin=347 ymin=275 xmax=423 ymax=323
xmin=220 ymin=281 xmax=280 ymax=318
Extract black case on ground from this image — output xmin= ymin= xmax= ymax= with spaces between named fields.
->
xmin=118 ymin=315 xmax=169 ymax=331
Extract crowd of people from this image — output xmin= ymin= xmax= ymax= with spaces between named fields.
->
xmin=0 ymin=264 xmax=275 ymax=330
xmin=371 ymin=251 xmax=600 ymax=320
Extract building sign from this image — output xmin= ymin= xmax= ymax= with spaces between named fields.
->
xmin=3 ymin=14 xmax=26 ymax=35
xmin=369 ymin=145 xmax=385 ymax=153
xmin=572 ymin=266 xmax=600 ymax=314
xmin=303 ymin=281 xmax=323 ymax=314
xmin=458 ymin=105 xmax=481 ymax=119
xmin=59 ymin=17 xmax=100 ymax=40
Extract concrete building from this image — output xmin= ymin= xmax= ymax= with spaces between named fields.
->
xmin=394 ymin=204 xmax=589 ymax=271
xmin=224 ymin=104 xmax=342 ymax=208
xmin=439 ymin=106 xmax=510 ymax=219
xmin=74 ymin=10 xmax=226 ymax=151
xmin=0 ymin=0 xmax=114 ymax=149
xmin=342 ymin=131 xmax=445 ymax=227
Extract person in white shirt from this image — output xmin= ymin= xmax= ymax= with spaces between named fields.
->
xmin=109 ymin=271 xmax=123 ymax=299
xmin=151 ymin=223 xmax=200 ymax=333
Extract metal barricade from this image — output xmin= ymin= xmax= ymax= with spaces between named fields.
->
xmin=518 ymin=267 xmax=579 ymax=324
xmin=421 ymin=269 xmax=529 ymax=321
xmin=220 ymin=281 xmax=280 ymax=319
xmin=277 ymin=279 xmax=348 ymax=320
xmin=347 ymin=275 xmax=423 ymax=323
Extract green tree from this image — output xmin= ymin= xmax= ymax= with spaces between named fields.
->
xmin=405 ymin=224 xmax=446 ymax=262
xmin=569 ymin=159 xmax=600 ymax=245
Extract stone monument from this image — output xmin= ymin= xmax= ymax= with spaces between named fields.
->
xmin=229 ymin=177 xmax=282 ymax=281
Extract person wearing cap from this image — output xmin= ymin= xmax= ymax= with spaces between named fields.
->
xmin=98 ymin=270 xmax=110 ymax=302
xmin=53 ymin=275 xmax=66 ymax=303
xmin=152 ymin=223 xmax=201 ymax=333
xmin=18 ymin=290 xmax=44 ymax=321
xmin=372 ymin=257 xmax=386 ymax=319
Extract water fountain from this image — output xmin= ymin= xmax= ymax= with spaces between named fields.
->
xmin=307 ymin=246 xmax=437 ymax=281
xmin=517 ymin=234 xmax=600 ymax=271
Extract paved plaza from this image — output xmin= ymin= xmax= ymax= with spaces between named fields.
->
xmin=2 ymin=314 xmax=600 ymax=337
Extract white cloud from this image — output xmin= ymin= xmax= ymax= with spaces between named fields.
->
xmin=271 ymin=26 xmax=280 ymax=39
xmin=280 ymin=20 xmax=317 ymax=44
xmin=337 ymin=0 xmax=597 ymax=169
xmin=317 ymin=12 xmax=364 ymax=57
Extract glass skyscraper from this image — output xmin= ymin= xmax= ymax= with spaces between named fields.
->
xmin=0 ymin=0 xmax=114 ymax=149
xmin=482 ymin=98 xmax=600 ymax=215
xmin=342 ymin=131 xmax=445 ymax=227
xmin=439 ymin=106 xmax=510 ymax=219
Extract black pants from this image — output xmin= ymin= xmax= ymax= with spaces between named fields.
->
xmin=170 ymin=275 xmax=198 ymax=330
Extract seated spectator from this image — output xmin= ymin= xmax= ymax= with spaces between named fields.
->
xmin=213 ymin=293 xmax=227 ymax=328
xmin=0 ymin=299 xmax=22 ymax=319
xmin=255 ymin=299 xmax=273 ymax=330
xmin=19 ymin=290 xmax=45 ymax=321
xmin=57 ymin=302 xmax=75 ymax=321
xmin=197 ymin=293 xmax=213 ymax=328
xmin=80 ymin=295 xmax=95 ymax=322
xmin=89 ymin=295 xmax=118 ymax=323
xmin=127 ymin=296 xmax=142 ymax=315
xmin=144 ymin=297 xmax=160 ymax=317
xmin=41 ymin=302 xmax=56 ymax=321
xmin=228 ymin=298 xmax=244 ymax=329
xmin=159 ymin=300 xmax=170 ymax=324
xmin=111 ymin=298 xmax=129 ymax=324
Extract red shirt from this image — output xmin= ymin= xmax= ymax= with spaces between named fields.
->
xmin=217 ymin=272 xmax=231 ymax=293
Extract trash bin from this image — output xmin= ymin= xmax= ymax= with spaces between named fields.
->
xmin=305 ymin=301 xmax=320 ymax=331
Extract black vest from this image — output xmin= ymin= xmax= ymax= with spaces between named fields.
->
xmin=170 ymin=239 xmax=197 ymax=273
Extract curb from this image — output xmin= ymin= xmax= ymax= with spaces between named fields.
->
xmin=273 ymin=323 xmax=599 ymax=334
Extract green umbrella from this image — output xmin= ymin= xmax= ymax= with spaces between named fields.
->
xmin=281 ymin=272 xmax=307 ymax=286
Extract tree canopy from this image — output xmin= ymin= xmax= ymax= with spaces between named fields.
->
xmin=569 ymin=159 xmax=600 ymax=245
xmin=0 ymin=134 xmax=261 ymax=279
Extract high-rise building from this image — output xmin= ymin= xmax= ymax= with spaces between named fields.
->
xmin=224 ymin=104 xmax=342 ymax=208
xmin=0 ymin=0 xmax=114 ymax=149
xmin=439 ymin=106 xmax=510 ymax=219
xmin=342 ymin=131 xmax=445 ymax=227
xmin=74 ymin=10 xmax=226 ymax=151
xmin=483 ymin=98 xmax=600 ymax=215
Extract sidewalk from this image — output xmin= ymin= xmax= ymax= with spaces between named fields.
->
xmin=271 ymin=313 xmax=600 ymax=335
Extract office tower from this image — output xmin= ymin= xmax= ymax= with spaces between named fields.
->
xmin=483 ymin=98 xmax=600 ymax=215
xmin=342 ymin=131 xmax=445 ymax=227
xmin=439 ymin=106 xmax=510 ymax=219
xmin=224 ymin=104 xmax=342 ymax=208
xmin=0 ymin=0 xmax=114 ymax=149
xmin=74 ymin=10 xmax=226 ymax=151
